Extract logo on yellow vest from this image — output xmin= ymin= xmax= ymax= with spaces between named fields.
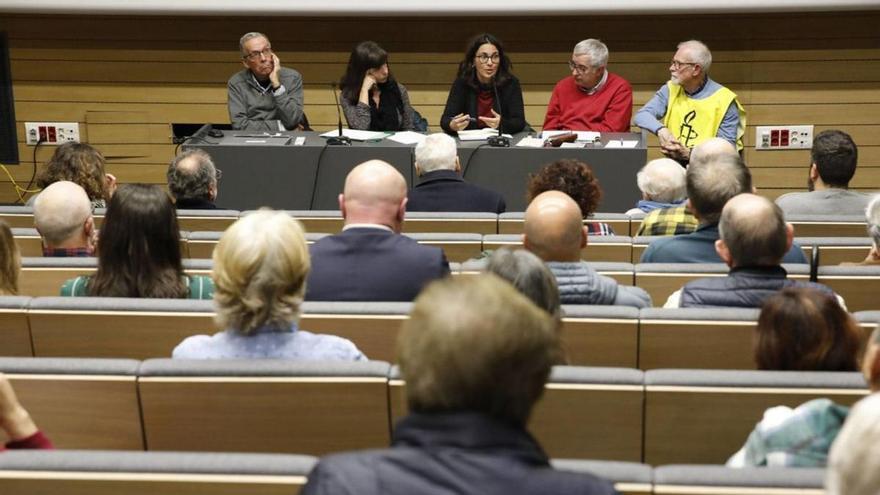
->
xmin=678 ymin=110 xmax=699 ymax=147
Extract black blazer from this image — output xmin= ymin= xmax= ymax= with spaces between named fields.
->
xmin=440 ymin=76 xmax=526 ymax=134
xmin=407 ymin=170 xmax=506 ymax=214
xmin=306 ymin=227 xmax=450 ymax=302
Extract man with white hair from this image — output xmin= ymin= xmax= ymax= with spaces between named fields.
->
xmin=407 ymin=133 xmax=506 ymax=213
xmin=635 ymin=40 xmax=746 ymax=163
xmin=542 ymin=39 xmax=633 ymax=132
xmin=33 ymin=181 xmax=96 ymax=257
xmin=626 ymin=158 xmax=688 ymax=215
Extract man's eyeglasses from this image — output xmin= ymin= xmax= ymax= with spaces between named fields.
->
xmin=243 ymin=47 xmax=273 ymax=61
xmin=476 ymin=53 xmax=500 ymax=64
xmin=568 ymin=60 xmax=593 ymax=75
xmin=670 ymin=60 xmax=697 ymax=70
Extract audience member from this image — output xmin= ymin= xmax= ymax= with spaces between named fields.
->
xmin=845 ymin=194 xmax=880 ymax=265
xmin=228 ymin=32 xmax=304 ymax=132
xmin=0 ymin=221 xmax=19 ymax=296
xmin=729 ymin=323 xmax=878 ymax=468
xmin=340 ymin=41 xmax=417 ymax=132
xmin=0 ymin=374 xmax=52 ymax=451
xmin=665 ymin=193 xmax=838 ymax=308
xmin=166 ymin=149 xmax=220 ymax=209
xmin=776 ymin=130 xmax=870 ymax=215
xmin=300 ymin=275 xmax=618 ymax=495
xmin=542 ymin=39 xmax=633 ymax=132
xmin=306 ymin=160 xmax=449 ymax=301
xmin=407 ymin=133 xmax=506 ymax=213
xmin=635 ymin=39 xmax=746 ymax=163
xmin=527 ymin=159 xmax=614 ymax=235
xmin=635 ymin=137 xmax=736 ymax=236
xmin=60 ymin=184 xmax=213 ymax=299
xmin=33 ymin=142 xmax=116 ymax=208
xmin=826 ymin=371 xmax=880 ymax=494
xmin=33 ymin=181 xmax=95 ymax=257
xmin=173 ymin=210 xmax=365 ymax=360
xmin=486 ymin=247 xmax=561 ymax=318
xmin=440 ymin=33 xmax=526 ymax=135
xmin=524 ymin=191 xmax=650 ymax=308
xmin=641 ymin=154 xmax=807 ymax=263
xmin=625 ymin=158 xmax=688 ymax=215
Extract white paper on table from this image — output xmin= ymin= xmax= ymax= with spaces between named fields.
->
xmin=457 ymin=129 xmax=514 ymax=141
xmin=559 ymin=142 xmax=586 ymax=148
xmin=387 ymin=131 xmax=427 ymax=145
xmin=604 ymin=139 xmax=639 ymax=149
xmin=515 ymin=137 xmax=544 ymax=148
xmin=319 ymin=129 xmax=390 ymax=141
xmin=540 ymin=130 xmax=601 ymax=142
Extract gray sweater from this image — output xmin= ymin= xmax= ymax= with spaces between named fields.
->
xmin=227 ymin=67 xmax=304 ymax=132
xmin=547 ymin=261 xmax=652 ymax=308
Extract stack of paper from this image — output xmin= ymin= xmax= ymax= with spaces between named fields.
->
xmin=457 ymin=129 xmax=513 ymax=141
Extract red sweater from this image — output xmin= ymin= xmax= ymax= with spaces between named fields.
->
xmin=542 ymin=72 xmax=633 ymax=132
xmin=1 ymin=431 xmax=53 ymax=451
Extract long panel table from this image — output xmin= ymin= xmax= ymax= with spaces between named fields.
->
xmin=185 ymin=131 xmax=646 ymax=212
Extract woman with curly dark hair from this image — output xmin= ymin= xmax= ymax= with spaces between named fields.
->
xmin=60 ymin=184 xmax=213 ymax=299
xmin=440 ymin=33 xmax=525 ymax=135
xmin=526 ymin=159 xmax=613 ymax=235
xmin=34 ymin=142 xmax=116 ymax=208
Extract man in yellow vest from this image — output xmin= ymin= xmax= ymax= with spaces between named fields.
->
xmin=635 ymin=40 xmax=746 ymax=164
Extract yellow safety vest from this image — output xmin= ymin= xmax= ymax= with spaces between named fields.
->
xmin=663 ymin=81 xmax=746 ymax=151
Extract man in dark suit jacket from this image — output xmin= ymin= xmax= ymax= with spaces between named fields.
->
xmin=407 ymin=133 xmax=506 ymax=213
xmin=306 ymin=159 xmax=449 ymax=302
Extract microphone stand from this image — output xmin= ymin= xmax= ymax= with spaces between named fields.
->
xmin=327 ymin=82 xmax=351 ymax=146
xmin=487 ymin=78 xmax=510 ymax=147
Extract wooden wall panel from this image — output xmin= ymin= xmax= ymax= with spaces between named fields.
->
xmin=0 ymin=11 xmax=878 ymax=205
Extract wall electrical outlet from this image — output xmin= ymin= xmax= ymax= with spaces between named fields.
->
xmin=24 ymin=122 xmax=80 ymax=145
xmin=755 ymin=125 xmax=813 ymax=150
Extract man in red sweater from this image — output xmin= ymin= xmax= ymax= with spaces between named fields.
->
xmin=543 ymin=39 xmax=633 ymax=132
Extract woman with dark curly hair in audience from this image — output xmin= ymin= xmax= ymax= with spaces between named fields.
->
xmin=339 ymin=41 xmax=417 ymax=132
xmin=527 ymin=158 xmax=613 ymax=235
xmin=440 ymin=33 xmax=525 ymax=135
xmin=0 ymin=221 xmax=19 ymax=296
xmin=728 ymin=287 xmax=862 ymax=468
xmin=60 ymin=184 xmax=213 ymax=299
xmin=32 ymin=142 xmax=116 ymax=208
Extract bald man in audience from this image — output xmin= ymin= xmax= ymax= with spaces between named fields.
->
xmin=166 ymin=149 xmax=220 ymax=209
xmin=524 ymin=190 xmax=650 ymax=307
xmin=33 ymin=181 xmax=96 ymax=257
xmin=306 ymin=160 xmax=449 ymax=301
xmin=665 ymin=193 xmax=839 ymax=308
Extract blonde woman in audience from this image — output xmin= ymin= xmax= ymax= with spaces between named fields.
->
xmin=727 ymin=290 xmax=866 ymax=468
xmin=60 ymin=184 xmax=213 ymax=299
xmin=0 ymin=221 xmax=19 ymax=295
xmin=32 ymin=142 xmax=116 ymax=208
xmin=0 ymin=374 xmax=52 ymax=451
xmin=173 ymin=210 xmax=365 ymax=360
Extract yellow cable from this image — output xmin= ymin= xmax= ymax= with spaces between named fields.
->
xmin=0 ymin=163 xmax=42 ymax=204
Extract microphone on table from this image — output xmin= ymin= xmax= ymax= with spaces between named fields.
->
xmin=327 ymin=82 xmax=351 ymax=146
xmin=487 ymin=77 xmax=510 ymax=147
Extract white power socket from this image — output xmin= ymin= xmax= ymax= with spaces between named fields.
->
xmin=755 ymin=125 xmax=813 ymax=150
xmin=25 ymin=122 xmax=81 ymax=145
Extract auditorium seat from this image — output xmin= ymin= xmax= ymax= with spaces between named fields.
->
xmin=652 ymin=464 xmax=824 ymax=495
xmin=561 ymin=305 xmax=639 ymax=367
xmin=855 ymin=310 xmax=880 ymax=328
xmin=389 ymin=365 xmax=645 ymax=461
xmin=274 ymin=210 xmax=343 ymax=234
xmin=638 ymin=307 xmax=759 ymax=370
xmin=404 ymin=211 xmax=498 ymax=234
xmin=0 ymin=450 xmax=316 ymax=495
xmin=187 ymin=231 xmax=327 ymax=259
xmin=797 ymin=236 xmax=873 ymax=266
xmin=0 ymin=357 xmax=143 ymax=449
xmin=0 ymin=296 xmax=32 ymax=357
xmin=300 ymin=301 xmax=410 ymax=363
xmin=458 ymin=258 xmax=635 ymax=285
xmin=174 ymin=209 xmax=240 ymax=232
xmin=138 ymin=359 xmax=391 ymax=455
xmin=11 ymin=228 xmax=42 ymax=257
xmin=26 ymin=297 xmax=215 ymax=359
xmin=483 ymin=234 xmax=633 ymax=263
xmin=634 ymin=263 xmax=810 ymax=306
xmin=818 ymin=265 xmax=880 ymax=312
xmin=787 ymin=214 xmax=867 ymax=237
xmin=551 ymin=459 xmax=652 ymax=495
xmin=644 ymin=368 xmax=867 ymax=465
xmin=498 ymin=212 xmax=631 ymax=236
xmin=0 ymin=206 xmax=34 ymax=228
xmin=405 ymin=233 xmax=483 ymax=262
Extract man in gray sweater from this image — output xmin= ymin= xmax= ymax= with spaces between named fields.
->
xmin=524 ymin=191 xmax=651 ymax=308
